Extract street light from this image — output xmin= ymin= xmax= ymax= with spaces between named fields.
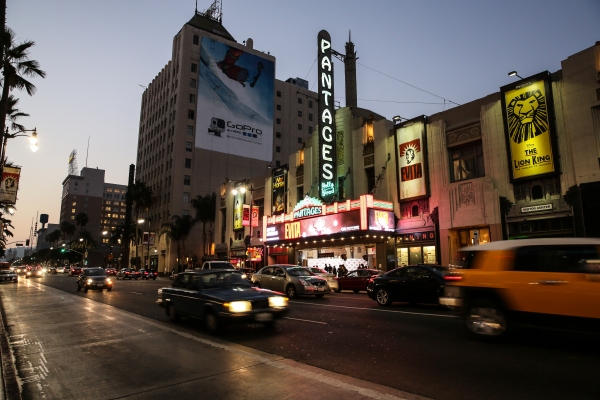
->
xmin=135 ymin=218 xmax=145 ymax=270
xmin=102 ymin=230 xmax=113 ymax=268
xmin=508 ymin=71 xmax=523 ymax=80
xmin=0 ymin=127 xmax=39 ymax=175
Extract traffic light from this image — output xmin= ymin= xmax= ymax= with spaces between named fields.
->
xmin=60 ymin=248 xmax=66 ymax=253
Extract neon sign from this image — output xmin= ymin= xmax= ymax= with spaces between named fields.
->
xmin=318 ymin=30 xmax=336 ymax=201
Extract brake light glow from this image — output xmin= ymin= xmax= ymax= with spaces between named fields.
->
xmin=444 ymin=275 xmax=462 ymax=281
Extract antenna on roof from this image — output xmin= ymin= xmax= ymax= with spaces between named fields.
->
xmin=202 ymin=0 xmax=222 ymax=23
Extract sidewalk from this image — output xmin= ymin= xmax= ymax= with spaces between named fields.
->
xmin=0 ymin=280 xmax=429 ymax=400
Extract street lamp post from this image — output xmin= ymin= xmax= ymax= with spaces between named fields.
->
xmin=137 ymin=218 xmax=144 ymax=270
xmin=0 ymin=127 xmax=38 ymax=176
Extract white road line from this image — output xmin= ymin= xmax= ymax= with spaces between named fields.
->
xmin=283 ymin=317 xmax=327 ymax=325
xmin=290 ymin=301 xmax=459 ymax=318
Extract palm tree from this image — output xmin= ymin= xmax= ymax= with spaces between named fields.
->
xmin=191 ymin=192 xmax=216 ymax=256
xmin=0 ymin=27 xmax=46 ymax=143
xmin=75 ymin=212 xmax=89 ymax=233
xmin=160 ymin=215 xmax=196 ymax=272
xmin=127 ymin=181 xmax=153 ymax=223
xmin=60 ymin=221 xmax=76 ymax=242
xmin=45 ymin=229 xmax=61 ymax=248
xmin=111 ymin=221 xmax=139 ymax=267
xmin=72 ymin=229 xmax=98 ymax=252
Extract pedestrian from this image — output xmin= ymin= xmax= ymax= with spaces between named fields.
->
xmin=332 ymin=266 xmax=337 ymax=276
xmin=338 ymin=265 xmax=344 ymax=277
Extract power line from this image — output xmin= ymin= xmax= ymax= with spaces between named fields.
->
xmin=355 ymin=99 xmax=448 ymax=105
xmin=357 ymin=62 xmax=461 ymax=106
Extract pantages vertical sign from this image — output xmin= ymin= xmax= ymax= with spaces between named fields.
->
xmin=318 ymin=30 xmax=337 ymax=202
xmin=271 ymin=166 xmax=287 ymax=215
xmin=500 ymin=71 xmax=558 ymax=181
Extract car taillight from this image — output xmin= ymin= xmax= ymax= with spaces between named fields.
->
xmin=444 ymin=275 xmax=462 ymax=282
xmin=368 ymin=276 xmax=376 ymax=283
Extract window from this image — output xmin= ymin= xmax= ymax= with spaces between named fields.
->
xmin=189 ymin=94 xmax=196 ymax=103
xmin=185 ymin=158 xmax=192 ymax=168
xmin=188 ymin=110 xmax=195 ymax=119
xmin=532 ymin=185 xmax=544 ymax=200
xmin=365 ymin=167 xmax=375 ymax=193
xmin=276 ymin=132 xmax=281 ymax=139
xmin=298 ymin=124 xmax=302 ymax=130
xmin=276 ymin=146 xmax=281 ymax=153
xmin=191 ymin=63 xmax=197 ymax=73
xmin=276 ymin=104 xmax=281 ymax=111
xmin=71 ymin=208 xmax=76 ymax=213
xmin=514 ymin=245 xmax=600 ymax=273
xmin=276 ymin=118 xmax=281 ymax=125
xmin=297 ymin=186 xmax=303 ymax=201
xmin=193 ymin=35 xmax=199 ymax=45
xmin=297 ymin=98 xmax=302 ymax=104
xmin=183 ymin=192 xmax=190 ymax=203
xmin=186 ymin=142 xmax=192 ymax=152
xmin=308 ymin=126 xmax=313 ymax=135
xmin=298 ymin=137 xmax=303 ymax=143
xmin=276 ymin=160 xmax=281 ymax=166
xmin=412 ymin=205 xmax=419 ymax=217
xmin=450 ymin=142 xmax=485 ymax=183
xmin=184 ymin=175 xmax=191 ymax=185
xmin=190 ymin=79 xmax=196 ymax=88
xmin=276 ymin=91 xmax=281 ymax=97
xmin=298 ymin=111 xmax=302 ymax=117
xmin=182 ymin=210 xmax=189 ymax=216
xmin=72 ymin=202 xmax=76 ymax=206
xmin=309 ymin=100 xmax=313 ymax=109
xmin=308 ymin=113 xmax=313 ymax=121
xmin=187 ymin=125 xmax=194 ymax=136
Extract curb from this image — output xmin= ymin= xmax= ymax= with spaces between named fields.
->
xmin=0 ymin=292 xmax=21 ymax=400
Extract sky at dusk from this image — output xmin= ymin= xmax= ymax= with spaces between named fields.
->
xmin=5 ymin=0 xmax=600 ymax=247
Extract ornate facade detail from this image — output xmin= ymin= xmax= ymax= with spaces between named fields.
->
xmin=296 ymin=164 xmax=304 ymax=177
xmin=363 ymin=154 xmax=374 ymax=167
xmin=447 ymin=123 xmax=481 ymax=146
xmin=459 ymin=182 xmax=475 ymax=206
xmin=514 ymin=175 xmax=561 ymax=201
xmin=362 ymin=139 xmax=374 ymax=156
xmin=337 ymin=129 xmax=345 ymax=165
xmin=400 ymin=198 xmax=430 ymax=219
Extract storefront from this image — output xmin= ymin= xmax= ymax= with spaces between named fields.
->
xmin=264 ymin=195 xmax=396 ymax=272
xmin=394 ymin=230 xmax=437 ymax=267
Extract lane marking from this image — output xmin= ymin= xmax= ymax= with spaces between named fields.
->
xmin=283 ymin=317 xmax=327 ymax=325
xmin=290 ymin=301 xmax=459 ymax=318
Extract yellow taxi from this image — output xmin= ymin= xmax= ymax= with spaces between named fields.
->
xmin=440 ymin=238 xmax=600 ymax=338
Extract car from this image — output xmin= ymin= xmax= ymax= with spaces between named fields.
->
xmin=69 ymin=266 xmax=83 ymax=276
xmin=0 ymin=270 xmax=18 ymax=283
xmin=77 ymin=267 xmax=113 ymax=292
xmin=439 ymin=238 xmax=600 ymax=339
xmin=367 ymin=265 xmax=450 ymax=307
xmin=251 ymin=265 xmax=329 ymax=299
xmin=140 ymin=269 xmax=157 ymax=280
xmin=157 ymin=269 xmax=289 ymax=333
xmin=57 ymin=266 xmax=66 ymax=273
xmin=48 ymin=266 xmax=57 ymax=274
xmin=336 ymin=269 xmax=382 ymax=293
xmin=306 ymin=267 xmax=339 ymax=292
xmin=26 ymin=268 xmax=44 ymax=279
xmin=116 ymin=268 xmax=140 ymax=280
xmin=238 ymin=268 xmax=255 ymax=281
xmin=15 ymin=267 xmax=27 ymax=275
xmin=105 ymin=267 xmax=117 ymax=276
xmin=200 ymin=261 xmax=236 ymax=270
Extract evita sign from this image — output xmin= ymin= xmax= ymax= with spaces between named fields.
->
xmin=318 ymin=30 xmax=336 ymax=201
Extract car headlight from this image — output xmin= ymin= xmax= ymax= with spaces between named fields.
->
xmin=157 ymin=288 xmax=163 ymax=295
xmin=299 ymin=279 xmax=311 ymax=286
xmin=241 ymin=273 xmax=247 ymax=279
xmin=106 ymin=279 xmax=112 ymax=284
xmin=225 ymin=301 xmax=252 ymax=313
xmin=268 ymin=296 xmax=288 ymax=308
xmin=26 ymin=272 xmax=31 ymax=276
xmin=87 ymin=279 xmax=93 ymax=284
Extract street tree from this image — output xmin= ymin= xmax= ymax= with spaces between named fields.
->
xmin=60 ymin=221 xmax=76 ymax=242
xmin=191 ymin=192 xmax=216 ymax=256
xmin=160 ymin=214 xmax=196 ymax=272
xmin=75 ymin=212 xmax=89 ymax=233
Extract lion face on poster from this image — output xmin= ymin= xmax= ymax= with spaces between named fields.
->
xmin=507 ymin=89 xmax=549 ymax=144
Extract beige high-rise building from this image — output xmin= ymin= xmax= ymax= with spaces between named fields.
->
xmin=135 ymin=11 xmax=316 ymax=273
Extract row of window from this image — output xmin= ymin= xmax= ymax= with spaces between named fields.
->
xmin=275 ymin=93 xmax=313 ymax=108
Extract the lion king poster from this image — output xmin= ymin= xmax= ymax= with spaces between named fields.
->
xmin=501 ymin=72 xmax=558 ymax=181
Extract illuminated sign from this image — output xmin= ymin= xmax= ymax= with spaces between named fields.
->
xmin=395 ymin=231 xmax=436 ymax=243
xmin=233 ymin=191 xmax=244 ymax=230
xmin=0 ymin=166 xmax=21 ymax=204
xmin=500 ymin=72 xmax=558 ymax=181
xmin=271 ymin=167 xmax=287 ymax=215
xmin=318 ymin=30 xmax=337 ymax=201
xmin=266 ymin=210 xmax=361 ymax=242
xmin=395 ymin=117 xmax=428 ymax=200
xmin=292 ymin=196 xmax=323 ymax=219
xmin=246 ymin=246 xmax=263 ymax=262
xmin=242 ymin=205 xmax=259 ymax=227
xmin=367 ymin=209 xmax=395 ymax=232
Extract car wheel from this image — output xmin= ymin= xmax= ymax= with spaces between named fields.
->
xmin=167 ymin=304 xmax=179 ymax=322
xmin=375 ymin=288 xmax=392 ymax=306
xmin=353 ymin=290 xmax=359 ymax=293
xmin=205 ymin=311 xmax=221 ymax=334
xmin=285 ymin=284 xmax=297 ymax=299
xmin=465 ymin=300 xmax=507 ymax=338
xmin=76 ymin=284 xmax=81 ymax=291
xmin=152 ymin=277 xmax=156 ymax=280
xmin=107 ymin=287 xmax=112 ymax=292
xmin=254 ymin=282 xmax=261 ymax=288
xmin=315 ymin=294 xmax=325 ymax=298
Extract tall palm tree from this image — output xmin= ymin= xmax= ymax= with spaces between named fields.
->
xmin=160 ymin=215 xmax=196 ymax=272
xmin=75 ymin=212 xmax=89 ymax=233
xmin=0 ymin=27 xmax=46 ymax=143
xmin=45 ymin=229 xmax=61 ymax=248
xmin=127 ymin=181 xmax=153 ymax=223
xmin=72 ymin=229 xmax=98 ymax=252
xmin=112 ymin=221 xmax=139 ymax=267
xmin=191 ymin=192 xmax=216 ymax=256
xmin=60 ymin=221 xmax=76 ymax=242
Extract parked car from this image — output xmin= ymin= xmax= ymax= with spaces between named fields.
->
xmin=77 ymin=267 xmax=113 ymax=292
xmin=0 ymin=270 xmax=18 ymax=283
xmin=251 ymin=265 xmax=329 ymax=299
xmin=105 ymin=267 xmax=117 ymax=276
xmin=439 ymin=238 xmax=600 ymax=339
xmin=116 ymin=268 xmax=140 ymax=280
xmin=367 ymin=265 xmax=449 ymax=307
xmin=69 ymin=266 xmax=83 ymax=276
xmin=306 ymin=267 xmax=339 ymax=292
xmin=158 ymin=269 xmax=289 ymax=333
xmin=140 ymin=269 xmax=157 ymax=280
xmin=201 ymin=261 xmax=235 ymax=270
xmin=337 ymin=269 xmax=382 ymax=293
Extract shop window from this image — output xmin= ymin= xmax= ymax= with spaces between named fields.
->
xmin=412 ymin=205 xmax=419 ymax=217
xmin=532 ymin=185 xmax=543 ymax=200
xmin=450 ymin=142 xmax=485 ymax=183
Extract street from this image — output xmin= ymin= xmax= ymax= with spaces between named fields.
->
xmin=1 ymin=274 xmax=599 ymax=400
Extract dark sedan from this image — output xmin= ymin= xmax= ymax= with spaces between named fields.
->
xmin=116 ymin=268 xmax=140 ymax=280
xmin=367 ymin=265 xmax=450 ymax=307
xmin=336 ymin=269 xmax=382 ymax=293
xmin=68 ymin=266 xmax=82 ymax=276
xmin=158 ymin=270 xmax=289 ymax=334
xmin=77 ymin=268 xmax=113 ymax=292
xmin=139 ymin=269 xmax=158 ymax=280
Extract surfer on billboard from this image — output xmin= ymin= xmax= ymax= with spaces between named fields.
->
xmin=217 ymin=47 xmax=263 ymax=88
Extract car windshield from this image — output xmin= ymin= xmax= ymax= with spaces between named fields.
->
xmin=200 ymin=271 xmax=251 ymax=289
xmin=284 ymin=267 xmax=313 ymax=277
xmin=308 ymin=268 xmax=324 ymax=274
xmin=86 ymin=269 xmax=106 ymax=276
xmin=430 ymin=266 xmax=449 ymax=276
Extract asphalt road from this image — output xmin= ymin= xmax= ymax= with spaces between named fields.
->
xmin=24 ymin=273 xmax=600 ymax=400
